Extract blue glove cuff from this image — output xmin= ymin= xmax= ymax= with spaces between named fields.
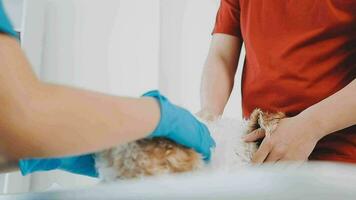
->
xmin=19 ymin=154 xmax=98 ymax=178
xmin=142 ymin=90 xmax=171 ymax=138
xmin=19 ymin=159 xmax=61 ymax=176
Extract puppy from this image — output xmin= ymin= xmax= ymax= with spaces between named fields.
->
xmin=95 ymin=109 xmax=285 ymax=181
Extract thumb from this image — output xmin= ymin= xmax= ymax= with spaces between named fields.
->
xmin=243 ymin=128 xmax=265 ymax=142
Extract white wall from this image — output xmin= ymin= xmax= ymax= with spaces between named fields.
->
xmin=160 ymin=0 xmax=219 ymax=111
xmin=21 ymin=0 xmax=46 ymax=76
xmin=1 ymin=0 xmax=245 ymax=193
xmin=2 ymin=0 xmax=25 ymax=31
xmin=160 ymin=0 xmax=245 ymax=117
xmin=106 ymin=0 xmax=160 ymax=97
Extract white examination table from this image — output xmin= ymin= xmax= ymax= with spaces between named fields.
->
xmin=1 ymin=162 xmax=356 ymax=200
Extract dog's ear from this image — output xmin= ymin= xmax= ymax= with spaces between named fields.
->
xmin=247 ymin=109 xmax=285 ymax=136
xmin=247 ymin=109 xmax=264 ymax=133
xmin=258 ymin=111 xmax=285 ymax=136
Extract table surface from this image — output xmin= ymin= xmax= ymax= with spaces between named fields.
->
xmin=1 ymin=162 xmax=356 ymax=200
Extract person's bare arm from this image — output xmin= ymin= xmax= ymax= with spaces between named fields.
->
xmin=300 ymin=79 xmax=356 ymax=138
xmin=199 ymin=34 xmax=242 ymax=119
xmin=0 ymin=34 xmax=160 ymax=161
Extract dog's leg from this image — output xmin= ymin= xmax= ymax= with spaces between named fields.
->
xmin=246 ymin=109 xmax=264 ymax=133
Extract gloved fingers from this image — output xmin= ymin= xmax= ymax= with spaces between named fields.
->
xmin=202 ymin=123 xmax=216 ymax=148
xmin=189 ymin=109 xmax=216 ymax=149
xmin=198 ymin=123 xmax=215 ymax=161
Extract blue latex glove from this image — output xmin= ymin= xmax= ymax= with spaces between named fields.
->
xmin=143 ymin=90 xmax=215 ymax=160
xmin=19 ymin=154 xmax=98 ymax=177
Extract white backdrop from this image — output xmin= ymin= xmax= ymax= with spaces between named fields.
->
xmin=159 ymin=0 xmax=245 ymax=116
xmin=3 ymin=0 xmax=245 ymax=193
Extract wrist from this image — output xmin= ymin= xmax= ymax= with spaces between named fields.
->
xmin=142 ymin=90 xmax=169 ymax=138
xmin=295 ymin=109 xmax=330 ymax=141
xmin=197 ymin=108 xmax=221 ymax=122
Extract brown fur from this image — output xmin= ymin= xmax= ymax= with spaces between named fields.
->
xmin=96 ymin=138 xmax=202 ymax=180
xmin=247 ymin=109 xmax=286 ymax=137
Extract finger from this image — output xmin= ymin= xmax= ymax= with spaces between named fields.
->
xmin=243 ymin=128 xmax=265 ymax=142
xmin=251 ymin=138 xmax=272 ymax=164
xmin=199 ymin=123 xmax=214 ymax=161
xmin=265 ymin=148 xmax=284 ymax=163
xmin=201 ymin=122 xmax=216 ymax=149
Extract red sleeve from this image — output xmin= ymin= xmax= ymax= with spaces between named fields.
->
xmin=213 ymin=0 xmax=242 ymax=38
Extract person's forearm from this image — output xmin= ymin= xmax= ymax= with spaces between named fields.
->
xmin=200 ymin=56 xmax=236 ymax=116
xmin=200 ymin=34 xmax=242 ymax=117
xmin=0 ymin=34 xmax=160 ymax=161
xmin=296 ymin=79 xmax=356 ymax=140
xmin=17 ymin=84 xmax=159 ymax=158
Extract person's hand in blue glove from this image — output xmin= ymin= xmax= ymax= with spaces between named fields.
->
xmin=19 ymin=90 xmax=215 ymax=177
xmin=143 ymin=90 xmax=215 ymax=160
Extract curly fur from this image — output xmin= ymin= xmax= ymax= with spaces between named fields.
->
xmin=95 ymin=109 xmax=285 ymax=181
xmin=95 ymin=138 xmax=202 ymax=181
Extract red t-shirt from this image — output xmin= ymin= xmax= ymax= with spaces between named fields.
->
xmin=213 ymin=0 xmax=356 ymax=163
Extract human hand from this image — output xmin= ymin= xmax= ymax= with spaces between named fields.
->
xmin=244 ymin=116 xmax=322 ymax=164
xmin=143 ymin=90 xmax=216 ymax=161
xmin=19 ymin=154 xmax=98 ymax=177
